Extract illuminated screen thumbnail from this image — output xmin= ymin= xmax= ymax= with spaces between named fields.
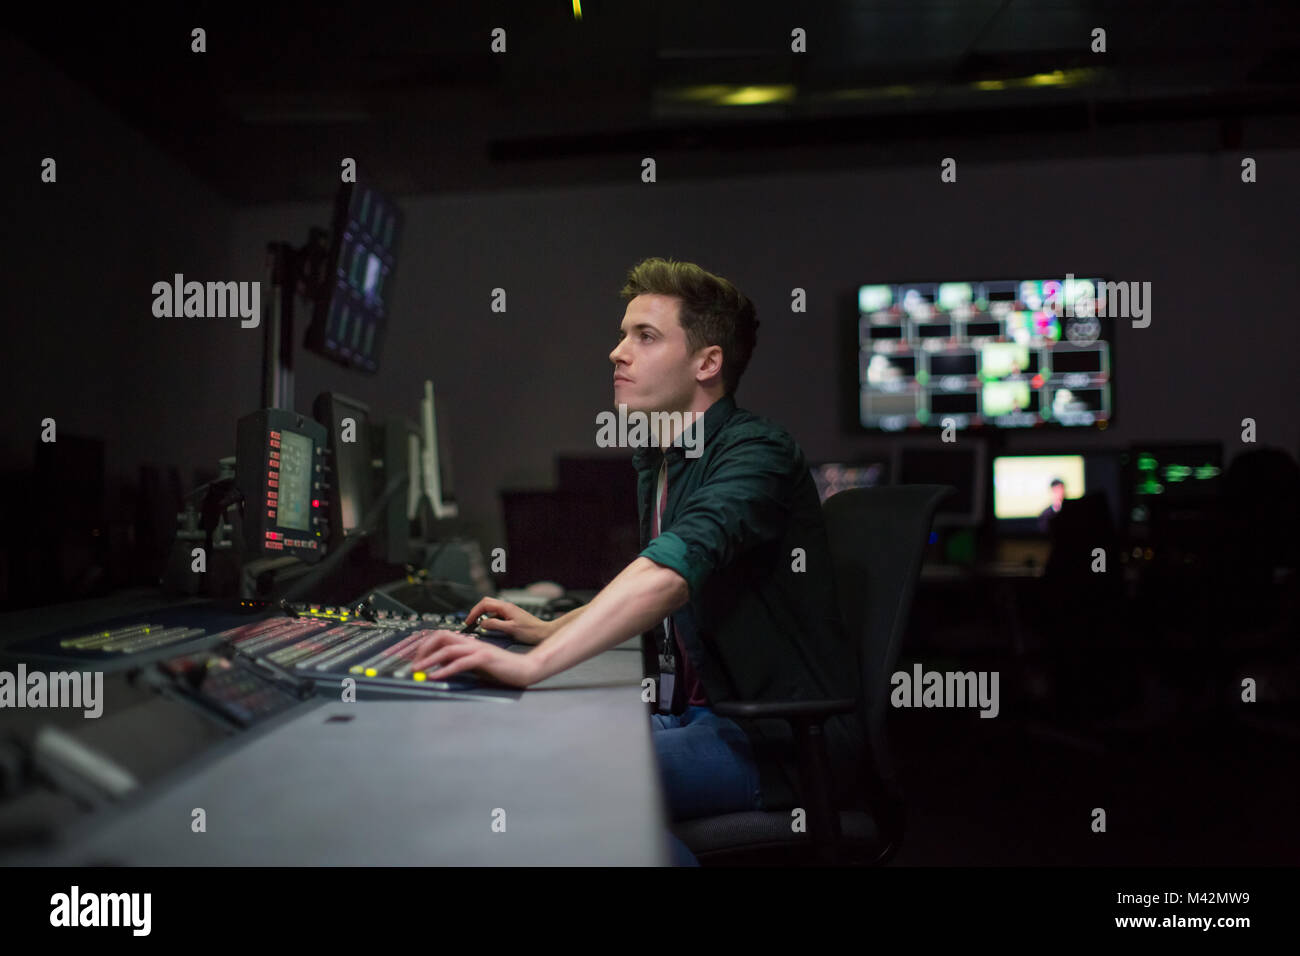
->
xmin=980 ymin=343 xmax=1032 ymax=381
xmin=993 ymin=455 xmax=1085 ymax=519
xmin=982 ymin=381 xmax=1031 ymax=416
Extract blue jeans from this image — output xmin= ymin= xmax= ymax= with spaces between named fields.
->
xmin=651 ymin=705 xmax=764 ymax=866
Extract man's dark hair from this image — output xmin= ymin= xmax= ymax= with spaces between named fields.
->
xmin=1049 ymin=478 xmax=1065 ymax=489
xmin=618 ymin=257 xmax=760 ymax=397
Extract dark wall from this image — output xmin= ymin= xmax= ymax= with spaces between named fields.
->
xmin=3 ymin=32 xmax=239 ymax=510
xmin=5 ymin=28 xmax=1298 ymax=589
xmin=231 ymin=154 xmax=1300 ymax=556
xmin=1 ymin=33 xmax=246 ymax=600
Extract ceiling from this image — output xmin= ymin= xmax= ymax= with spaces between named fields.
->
xmin=11 ymin=0 xmax=1300 ymax=203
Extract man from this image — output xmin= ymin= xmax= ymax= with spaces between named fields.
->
xmin=409 ymin=257 xmax=865 ymax=865
xmin=1038 ymin=477 xmax=1066 ymax=533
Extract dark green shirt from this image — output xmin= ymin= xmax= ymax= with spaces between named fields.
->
xmin=633 ymin=394 xmax=866 ymax=810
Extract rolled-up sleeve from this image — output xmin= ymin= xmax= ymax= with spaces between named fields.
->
xmin=639 ymin=430 xmax=798 ymax=599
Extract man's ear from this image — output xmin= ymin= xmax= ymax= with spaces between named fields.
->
xmin=696 ymin=345 xmax=723 ymax=379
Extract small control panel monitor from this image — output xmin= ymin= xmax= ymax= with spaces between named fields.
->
xmin=236 ymin=409 xmax=329 ymax=562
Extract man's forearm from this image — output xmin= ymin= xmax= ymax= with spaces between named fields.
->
xmin=547 ymin=602 xmax=592 ymax=634
xmin=529 ymin=557 xmax=688 ymax=683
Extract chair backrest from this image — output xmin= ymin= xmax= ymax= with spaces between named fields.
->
xmin=1223 ymin=446 xmax=1300 ymax=570
xmin=822 ymin=485 xmax=954 ymax=825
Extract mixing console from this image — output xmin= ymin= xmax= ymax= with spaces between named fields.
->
xmin=3 ymin=601 xmax=525 ymax=723
xmin=224 ymin=607 xmax=522 ymax=701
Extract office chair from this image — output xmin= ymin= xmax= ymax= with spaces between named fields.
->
xmin=671 ymin=484 xmax=954 ymax=866
xmin=1015 ymin=491 xmax=1140 ymax=750
xmin=1219 ymin=446 xmax=1300 ymax=633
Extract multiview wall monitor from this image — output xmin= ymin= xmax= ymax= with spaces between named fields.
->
xmin=856 ymin=278 xmax=1115 ymax=433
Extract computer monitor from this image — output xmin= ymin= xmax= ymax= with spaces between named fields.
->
xmin=419 ymin=380 xmax=457 ymax=519
xmin=810 ymin=460 xmax=888 ymax=503
xmin=305 ymin=182 xmax=404 ymax=373
xmin=891 ymin=439 xmax=986 ymax=527
xmin=371 ymin=381 xmax=459 ymax=560
xmin=235 ymin=409 xmax=328 ymax=562
xmin=856 ymin=277 xmax=1115 ymax=432
xmin=1125 ymin=442 xmax=1224 ymax=525
xmin=992 ymin=453 xmax=1085 ymax=534
xmin=373 ymin=418 xmax=420 ymax=565
xmin=312 ymin=392 xmax=374 ymax=540
xmin=993 ymin=450 xmax=1126 ymax=536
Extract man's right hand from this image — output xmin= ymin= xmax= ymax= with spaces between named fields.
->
xmin=464 ymin=597 xmax=556 ymax=646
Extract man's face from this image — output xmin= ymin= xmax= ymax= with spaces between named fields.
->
xmin=1050 ymin=484 xmax=1065 ymax=507
xmin=609 ymin=294 xmax=707 ymax=414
